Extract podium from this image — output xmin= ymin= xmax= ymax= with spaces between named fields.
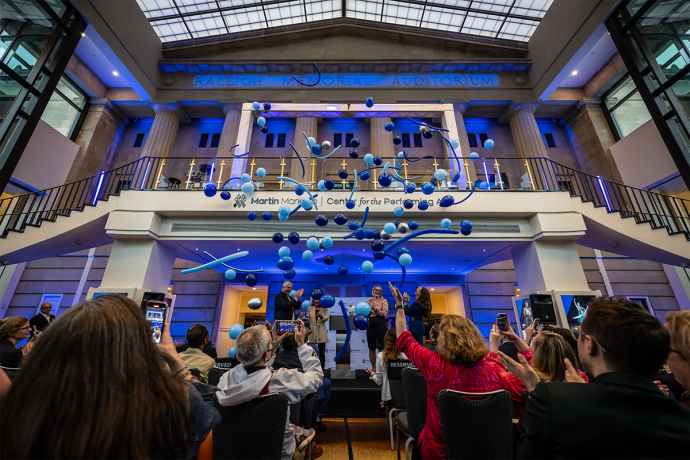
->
xmin=329 ymin=312 xmax=357 ymax=379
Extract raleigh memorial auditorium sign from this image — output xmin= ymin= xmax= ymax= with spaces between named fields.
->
xmin=193 ymin=73 xmax=499 ymax=89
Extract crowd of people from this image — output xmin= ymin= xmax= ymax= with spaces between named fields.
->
xmin=0 ymin=286 xmax=688 ymax=459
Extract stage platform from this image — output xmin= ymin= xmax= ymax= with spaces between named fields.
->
xmin=325 ymin=370 xmax=385 ymax=418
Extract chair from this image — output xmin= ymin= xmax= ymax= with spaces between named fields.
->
xmin=167 ymin=177 xmax=181 ymax=189
xmin=208 ymin=367 xmax=229 ymax=386
xmin=386 ymin=359 xmax=414 ymax=450
xmin=397 ymin=367 xmax=427 ymax=460
xmin=288 ymin=400 xmax=312 ymax=460
xmin=212 ymin=393 xmax=288 ymax=459
xmin=437 ymin=389 xmax=514 ymax=460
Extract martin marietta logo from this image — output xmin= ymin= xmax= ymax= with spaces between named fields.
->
xmin=234 ymin=194 xmax=247 ymax=208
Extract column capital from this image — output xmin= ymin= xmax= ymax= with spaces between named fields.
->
xmin=88 ymin=98 xmax=129 ymax=126
xmin=147 ymin=101 xmax=190 ymax=123
xmin=220 ymin=103 xmax=243 ymax=113
xmin=452 ymin=103 xmax=470 ymax=114
xmin=576 ymin=97 xmax=603 ymax=110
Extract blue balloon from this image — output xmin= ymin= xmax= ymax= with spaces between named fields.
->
xmin=245 ymin=274 xmax=258 ymax=287
xmin=371 ymin=239 xmax=384 ymax=251
xmin=441 ymin=218 xmax=452 ymax=229
xmin=312 ymin=144 xmax=323 ymax=155
xmin=373 ymin=250 xmax=386 ymax=260
xmin=396 ymin=247 xmax=409 ymax=256
xmin=257 ymin=117 xmax=266 ymax=126
xmin=394 ymin=206 xmax=404 ymax=217
xmin=403 ymin=199 xmax=414 ymax=209
xmin=338 ymin=169 xmax=348 ymax=179
xmin=324 ymin=255 xmax=334 ymax=265
xmin=378 ymin=174 xmax=392 ymax=187
xmin=484 ymin=139 xmax=494 ymax=149
xmin=469 ymin=152 xmax=479 ymax=161
xmin=302 ymin=300 xmax=311 ymax=311
xmin=252 ymin=101 xmax=261 ymax=110
xmin=228 ymin=346 xmax=235 ymax=358
xmin=348 ymin=221 xmax=359 ymax=230
xmin=405 ymin=183 xmax=416 ymax=194
xmin=289 ymin=291 xmax=295 ymax=298
xmin=257 ymin=167 xmax=267 ymax=178
xmin=225 ymin=268 xmax=237 ymax=280
xmin=399 ymin=253 xmax=412 ymax=266
xmin=221 ymin=191 xmax=231 ymax=200
xmin=423 ymin=130 xmax=433 ymax=139
xmin=449 ymin=170 xmax=461 ymax=182
xmin=349 ymin=149 xmax=359 ymax=159
xmin=422 ymin=182 xmax=435 ymax=195
xmin=434 ymin=169 xmax=448 ymax=181
xmin=355 ymin=301 xmax=371 ymax=316
xmin=408 ymin=220 xmax=419 ymax=230
xmin=317 ymin=180 xmax=327 ymax=191
xmin=302 ymin=249 xmax=313 ymax=261
xmin=229 ymin=323 xmax=245 ymax=340
xmin=247 ymin=211 xmax=257 ymax=221
xmin=354 ymin=228 xmax=365 ymax=240
xmin=241 ymin=182 xmax=255 ymax=194
xmin=365 ymin=97 xmax=374 ymax=108
xmin=307 ymin=137 xmax=317 ymax=147
xmin=278 ymin=246 xmax=290 ymax=257
xmin=364 ymin=228 xmax=375 ymax=239
xmin=288 ymin=232 xmax=300 ymax=244
xmin=324 ymin=178 xmax=335 ymax=190
xmin=295 ymin=187 xmax=304 ymax=196
xmin=307 ymin=237 xmax=320 ymax=250
xmin=439 ymin=196 xmax=454 ymax=207
xmin=373 ymin=156 xmax=383 ymax=166
xmin=276 ymin=257 xmax=295 ymax=270
xmin=322 ymin=236 xmax=333 ymax=248
xmin=204 ymin=182 xmax=217 ymax=197
xmin=301 ymin=198 xmax=313 ymax=210
xmin=461 ymin=220 xmax=473 ymax=236
xmin=450 ymin=138 xmax=460 ymax=149
xmin=320 ymin=294 xmax=336 ymax=308
xmin=338 ymin=266 xmax=348 ymax=276
xmin=362 ymin=261 xmax=374 ymax=273
xmin=359 ymin=171 xmax=371 ymax=181
xmin=278 ymin=205 xmax=290 ymax=216
xmin=263 ymin=102 xmax=272 ymax=111
xmin=260 ymin=125 xmax=269 ymax=134
xmin=350 ymin=138 xmax=360 ymax=148
xmin=262 ymin=211 xmax=272 ymax=221
xmin=354 ymin=314 xmax=369 ymax=330
xmin=311 ymin=288 xmax=323 ymax=300
xmin=385 ymin=122 xmax=395 ymax=131
xmin=272 ymin=232 xmax=284 ymax=243
xmin=346 ymin=199 xmax=356 ymax=209
xmin=241 ymin=173 xmax=251 ymax=183
xmin=363 ymin=153 xmax=374 ymax=165
xmin=418 ymin=201 xmax=429 ymax=211
xmin=315 ymin=215 xmax=328 ymax=227
xmin=335 ymin=214 xmax=348 ymax=225
xmin=393 ymin=136 xmax=402 ymax=145
xmin=383 ymin=222 xmax=397 ymax=235
xmin=283 ymin=269 xmax=296 ymax=279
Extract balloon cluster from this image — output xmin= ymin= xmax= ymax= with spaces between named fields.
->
xmin=253 ymin=101 xmax=272 ymax=133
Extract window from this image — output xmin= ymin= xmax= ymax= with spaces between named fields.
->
xmin=210 ymin=133 xmax=220 ymax=148
xmin=479 ymin=133 xmax=488 ymax=147
xmin=199 ymin=133 xmax=209 ymax=148
xmin=603 ymin=75 xmax=652 ymax=138
xmin=345 ymin=133 xmax=354 ymax=148
xmin=334 ymin=133 xmax=342 ymax=147
xmin=413 ymin=133 xmax=423 ymax=148
xmin=467 ymin=133 xmax=478 ymax=148
xmin=402 ymin=133 xmax=411 ymax=148
xmin=133 ymin=133 xmax=145 ymax=148
xmin=277 ymin=133 xmax=286 ymax=148
xmin=39 ymin=76 xmax=88 ymax=139
xmin=265 ymin=133 xmax=275 ymax=148
xmin=545 ymin=133 xmax=556 ymax=148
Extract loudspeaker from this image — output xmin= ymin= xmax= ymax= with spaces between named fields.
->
xmin=529 ymin=294 xmax=557 ymax=324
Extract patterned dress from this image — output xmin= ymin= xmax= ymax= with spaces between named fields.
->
xmin=396 ymin=331 xmax=507 ymax=460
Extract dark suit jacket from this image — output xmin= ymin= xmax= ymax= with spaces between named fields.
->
xmin=0 ymin=340 xmax=23 ymax=368
xmin=498 ymin=342 xmax=519 ymax=362
xmin=29 ymin=313 xmax=55 ymax=332
xmin=489 ymin=172 xmax=510 ymax=189
xmin=274 ymin=292 xmax=300 ymax=321
xmin=518 ymin=372 xmax=690 ymax=459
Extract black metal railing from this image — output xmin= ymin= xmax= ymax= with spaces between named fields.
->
xmin=1 ymin=156 xmax=688 ymax=240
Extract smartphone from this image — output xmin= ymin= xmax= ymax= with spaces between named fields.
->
xmin=145 ymin=300 xmax=170 ymax=344
xmin=533 ymin=318 xmax=540 ymax=329
xmin=277 ymin=320 xmax=299 ymax=333
xmin=302 ymin=319 xmax=311 ymax=331
xmin=496 ymin=313 xmax=509 ymax=332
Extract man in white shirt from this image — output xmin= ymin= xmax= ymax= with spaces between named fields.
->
xmin=179 ymin=324 xmax=216 ymax=384
xmin=29 ymin=303 xmax=55 ymax=332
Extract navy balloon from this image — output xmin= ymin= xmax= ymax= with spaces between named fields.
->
xmin=374 ymin=230 xmax=381 ymax=240
xmin=324 ymin=255 xmax=334 ymax=265
xmin=324 ymin=178 xmax=335 ymax=190
xmin=364 ymin=228 xmax=375 ymax=239
xmin=365 ymin=97 xmax=374 ymax=108
xmin=359 ymin=171 xmax=371 ymax=181
xmin=295 ymin=187 xmax=304 ymax=196
xmin=439 ymin=196 xmax=454 ymax=207
xmin=320 ymin=294 xmax=336 ymax=308
xmin=245 ymin=274 xmax=258 ymax=287
xmin=395 ymin=220 xmax=403 ymax=228
xmin=405 ymin=183 xmax=416 ymax=194
xmin=373 ymin=156 xmax=383 ymax=166
xmin=338 ymin=169 xmax=348 ymax=179
xmin=461 ymin=220 xmax=473 ymax=236
xmin=260 ymin=125 xmax=269 ymax=134
xmin=349 ymin=149 xmax=359 ymax=159
xmin=335 ymin=214 xmax=348 ymax=225
xmin=396 ymin=247 xmax=409 ymax=256
xmin=350 ymin=138 xmax=360 ymax=148
xmin=204 ymin=182 xmax=217 ymax=197
xmin=263 ymin=102 xmax=272 ymax=111
xmin=220 ymin=191 xmax=231 ymax=200
xmin=423 ymin=130 xmax=433 ymax=139
xmin=338 ymin=266 xmax=348 ymax=276
xmin=354 ymin=314 xmax=369 ymax=330
xmin=276 ymin=257 xmax=295 ymax=270
xmin=371 ymin=239 xmax=384 ymax=251
xmin=315 ymin=215 xmax=328 ymax=227
xmin=409 ymin=220 xmax=419 ymax=231
xmin=378 ymin=174 xmax=392 ymax=187
xmin=283 ymin=269 xmax=296 ymax=279
xmin=288 ymin=232 xmax=300 ymax=244
xmin=311 ymin=288 xmax=323 ymax=300
xmin=311 ymin=144 xmax=322 ymax=155
xmin=418 ymin=201 xmax=429 ymax=211
xmin=373 ymin=250 xmax=386 ymax=260
xmin=393 ymin=136 xmax=402 ymax=145
xmin=346 ymin=199 xmax=356 ymax=209
xmin=422 ymin=183 xmax=435 ymax=195
xmin=262 ymin=211 xmax=273 ymax=221
xmin=348 ymin=221 xmax=359 ymax=230
xmin=247 ymin=211 xmax=257 ymax=221
xmin=272 ymin=232 xmax=284 ymax=243
xmin=403 ymin=199 xmax=414 ymax=209
xmin=385 ymin=122 xmax=395 ymax=132
xmin=354 ymin=228 xmax=365 ymax=240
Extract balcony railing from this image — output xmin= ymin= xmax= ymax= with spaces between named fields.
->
xmin=1 ymin=155 xmax=688 ymax=240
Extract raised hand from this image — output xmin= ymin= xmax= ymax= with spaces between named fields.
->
xmin=499 ymin=324 xmax=520 ymax=342
xmin=489 ymin=323 xmax=502 ymax=352
xmin=295 ymin=319 xmax=309 ymax=347
xmin=388 ymin=281 xmax=403 ymax=304
xmin=498 ymin=351 xmax=541 ymax=392
xmin=403 ymin=293 xmax=410 ymax=303
xmin=564 ymin=358 xmax=585 ymax=383
xmin=272 ymin=320 xmax=292 ymax=345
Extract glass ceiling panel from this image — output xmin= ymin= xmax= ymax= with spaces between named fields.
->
xmin=136 ymin=0 xmax=554 ymax=43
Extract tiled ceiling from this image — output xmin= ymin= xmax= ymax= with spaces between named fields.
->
xmin=136 ymin=0 xmax=554 ymax=43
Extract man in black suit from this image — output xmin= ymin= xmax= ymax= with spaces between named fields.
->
xmin=501 ymin=297 xmax=689 ymax=459
xmin=274 ymin=281 xmax=303 ymax=321
xmin=29 ymin=302 xmax=55 ymax=332
xmin=488 ymin=164 xmax=510 ymax=189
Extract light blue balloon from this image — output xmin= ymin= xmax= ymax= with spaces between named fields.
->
xmin=362 ymin=261 xmax=374 ymax=274
xmin=289 ymin=291 xmax=295 ymax=298
xmin=364 ymin=153 xmax=374 ymax=165
xmin=228 ymin=346 xmax=235 ymax=358
xmin=321 ymin=236 xmax=333 ymax=248
xmin=394 ymin=206 xmax=404 ymax=217
xmin=306 ymin=236 xmax=320 ymax=250
xmin=279 ymin=213 xmax=289 ymax=221
xmin=278 ymin=246 xmax=290 ymax=257
xmin=252 ymin=101 xmax=261 ymax=110
xmin=383 ymin=222 xmax=397 ymax=235
xmin=257 ymin=167 xmax=266 ymax=178
xmin=302 ymin=300 xmax=311 ymax=311
xmin=225 ymin=268 xmax=236 ymax=280
xmin=241 ymin=173 xmax=251 ymax=183
xmin=399 ymin=253 xmax=412 ymax=266
xmin=398 ymin=151 xmax=406 ymax=158
xmin=450 ymin=138 xmax=460 ymax=149
xmin=278 ymin=205 xmax=290 ymax=215
xmin=318 ymin=180 xmax=327 ymax=191
xmin=302 ymin=249 xmax=313 ymax=261
xmin=307 ymin=137 xmax=317 ymax=147
xmin=484 ymin=139 xmax=495 ymax=149
xmin=469 ymin=152 xmax=479 ymax=161
xmin=441 ymin=218 xmax=452 ymax=229
xmin=257 ymin=117 xmax=266 ymax=127
xmin=434 ymin=169 xmax=448 ymax=181
xmin=355 ymin=301 xmax=371 ymax=316
xmin=301 ymin=198 xmax=313 ymax=210
xmin=229 ymin=323 xmax=244 ymax=340
xmin=241 ymin=182 xmax=255 ymax=194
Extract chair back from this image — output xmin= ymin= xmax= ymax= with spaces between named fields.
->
xmin=208 ymin=367 xmax=229 ymax=386
xmin=212 ymin=393 xmax=289 ymax=459
xmin=437 ymin=389 xmax=513 ymax=460
xmin=401 ymin=367 xmax=427 ymax=432
xmin=387 ymin=360 xmax=413 ymax=409
xmin=387 ymin=359 xmax=414 ymax=380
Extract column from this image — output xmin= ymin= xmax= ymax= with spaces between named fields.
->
xmin=228 ymin=104 xmax=255 ymax=188
xmin=217 ymin=103 xmax=242 ymax=157
xmin=66 ymin=99 xmax=128 ymax=183
xmin=141 ymin=103 xmax=185 ymax=159
xmin=511 ymin=240 xmax=590 ymax=294
xmin=100 ymin=238 xmax=177 ymax=293
xmin=289 ymin=117 xmax=317 ymax=187
xmin=504 ymin=103 xmax=549 ymax=159
xmin=442 ymin=103 xmax=476 ymax=188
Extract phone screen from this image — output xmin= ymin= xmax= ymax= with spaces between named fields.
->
xmin=496 ymin=313 xmax=508 ymax=332
xmin=533 ymin=318 xmax=540 ymax=329
xmin=145 ymin=301 xmax=168 ymax=343
xmin=277 ymin=320 xmax=299 ymax=333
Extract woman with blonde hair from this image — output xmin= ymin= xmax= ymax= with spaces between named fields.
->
xmin=365 ymin=328 xmax=407 ymax=406
xmin=389 ymin=282 xmax=507 ymax=460
xmin=665 ymin=311 xmax=690 ymax=406
xmin=0 ymin=317 xmax=35 ymax=369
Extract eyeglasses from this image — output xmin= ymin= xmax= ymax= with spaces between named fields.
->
xmin=669 ymin=348 xmax=686 ymax=360
xmin=21 ymin=326 xmax=32 ymax=331
xmin=571 ymin=327 xmax=607 ymax=353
